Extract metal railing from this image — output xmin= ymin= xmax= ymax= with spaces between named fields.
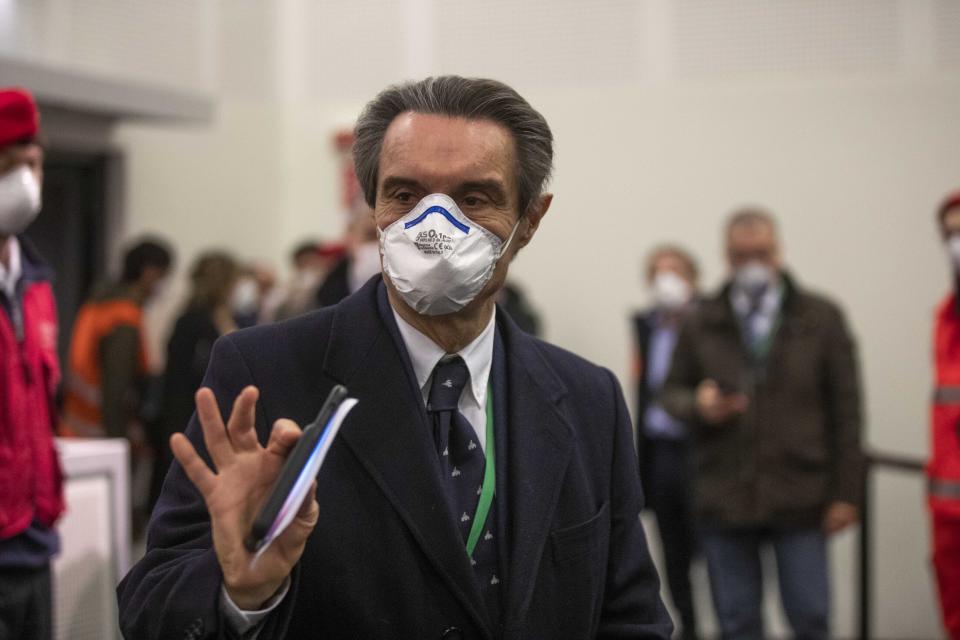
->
xmin=858 ymin=450 xmax=927 ymax=639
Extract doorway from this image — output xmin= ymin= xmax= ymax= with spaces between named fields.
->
xmin=24 ymin=150 xmax=113 ymax=365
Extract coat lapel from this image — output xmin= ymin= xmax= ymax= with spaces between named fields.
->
xmin=495 ymin=316 xmax=575 ymax=628
xmin=322 ymin=280 xmax=493 ymax=637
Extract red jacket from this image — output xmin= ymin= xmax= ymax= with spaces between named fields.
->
xmin=0 ymin=239 xmax=65 ymax=539
xmin=930 ymin=294 xmax=960 ymax=519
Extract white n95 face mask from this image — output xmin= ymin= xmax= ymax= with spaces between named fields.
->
xmin=948 ymin=235 xmax=960 ymax=271
xmin=379 ymin=193 xmax=519 ymax=316
xmin=0 ymin=165 xmax=42 ymax=235
xmin=651 ymin=271 xmax=692 ymax=310
xmin=734 ymin=261 xmax=775 ymax=298
xmin=348 ymin=241 xmax=382 ymax=293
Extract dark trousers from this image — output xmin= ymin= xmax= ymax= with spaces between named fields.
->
xmin=700 ymin=527 xmax=830 ymax=640
xmin=641 ymin=436 xmax=698 ymax=637
xmin=0 ymin=564 xmax=53 ymax=640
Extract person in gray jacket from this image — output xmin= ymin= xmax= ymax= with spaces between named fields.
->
xmin=662 ymin=208 xmax=863 ymax=640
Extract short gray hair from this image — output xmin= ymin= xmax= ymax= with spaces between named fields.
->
xmin=726 ymin=206 xmax=778 ymax=236
xmin=353 ymin=76 xmax=554 ymax=215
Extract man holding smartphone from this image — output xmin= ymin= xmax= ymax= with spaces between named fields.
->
xmin=661 ymin=208 xmax=863 ymax=640
xmin=118 ymin=76 xmax=672 ymax=640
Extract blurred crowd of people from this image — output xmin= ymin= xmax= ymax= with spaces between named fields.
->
xmin=40 ymin=164 xmax=544 ymax=539
xmin=72 ymin=211 xmax=543 ymax=530
xmin=3 ymin=80 xmax=960 ymax=640
xmin=629 ymin=201 xmax=960 ymax=639
xmin=633 ymin=210 xmax=862 ymax=639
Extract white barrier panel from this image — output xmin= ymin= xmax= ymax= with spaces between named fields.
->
xmin=52 ymin=438 xmax=130 ymax=640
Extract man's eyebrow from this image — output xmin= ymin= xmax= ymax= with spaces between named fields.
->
xmin=456 ymin=180 xmax=509 ymax=200
xmin=380 ymin=176 xmax=427 ymax=194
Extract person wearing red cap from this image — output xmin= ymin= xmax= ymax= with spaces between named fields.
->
xmin=0 ymin=87 xmax=64 ymax=640
xmin=931 ymin=191 xmax=960 ymax=639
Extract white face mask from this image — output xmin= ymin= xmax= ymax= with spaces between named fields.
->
xmin=0 ymin=165 xmax=42 ymax=235
xmin=349 ymin=241 xmax=382 ymax=293
xmin=293 ymin=268 xmax=322 ymax=291
xmin=231 ymin=278 xmax=260 ymax=315
xmin=147 ymin=276 xmax=171 ymax=306
xmin=948 ymin=235 xmax=960 ymax=271
xmin=379 ymin=193 xmax=519 ymax=316
xmin=651 ymin=271 xmax=692 ymax=310
xmin=734 ymin=261 xmax=775 ymax=298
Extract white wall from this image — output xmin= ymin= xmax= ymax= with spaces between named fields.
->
xmin=518 ymin=79 xmax=959 ymax=637
xmin=24 ymin=0 xmax=954 ymax=636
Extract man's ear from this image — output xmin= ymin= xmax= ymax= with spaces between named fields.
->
xmin=516 ymin=193 xmax=553 ymax=250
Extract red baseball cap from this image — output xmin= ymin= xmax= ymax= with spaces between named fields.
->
xmin=0 ymin=88 xmax=40 ymax=148
xmin=317 ymin=242 xmax=347 ymax=260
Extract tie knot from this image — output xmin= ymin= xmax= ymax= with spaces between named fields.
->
xmin=428 ymin=355 xmax=469 ymax=413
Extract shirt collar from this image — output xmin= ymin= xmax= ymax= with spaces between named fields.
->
xmin=731 ymin=277 xmax=783 ymax=318
xmin=391 ymin=306 xmax=496 ymax=408
xmin=0 ymin=236 xmax=22 ymax=299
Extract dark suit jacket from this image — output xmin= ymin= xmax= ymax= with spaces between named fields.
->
xmin=117 ymin=277 xmax=672 ymax=640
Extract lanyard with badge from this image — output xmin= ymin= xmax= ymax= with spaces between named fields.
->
xmin=466 ymin=386 xmax=496 ymax=557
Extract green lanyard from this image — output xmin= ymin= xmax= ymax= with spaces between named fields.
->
xmin=465 ymin=385 xmax=495 ymax=557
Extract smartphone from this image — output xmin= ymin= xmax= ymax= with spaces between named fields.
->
xmin=715 ymin=379 xmax=742 ymax=396
xmin=244 ymin=384 xmax=349 ymax=553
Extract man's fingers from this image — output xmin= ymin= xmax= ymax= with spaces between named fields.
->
xmin=196 ymin=388 xmax=231 ymax=470
xmin=227 ymin=386 xmax=261 ymax=452
xmin=276 ymin=481 xmax=319 ymax=552
xmin=170 ymin=433 xmax=217 ymax=497
xmin=296 ymin=481 xmax=318 ymax=522
xmin=266 ymin=419 xmax=303 ymax=458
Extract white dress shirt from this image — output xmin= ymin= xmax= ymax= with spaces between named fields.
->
xmin=221 ymin=305 xmax=498 ymax=636
xmin=392 ymin=306 xmax=496 ymax=452
xmin=0 ymin=236 xmax=22 ymax=301
xmin=731 ymin=278 xmax=784 ymax=346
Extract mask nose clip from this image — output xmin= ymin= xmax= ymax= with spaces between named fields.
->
xmin=404 ymin=205 xmax=472 ymax=234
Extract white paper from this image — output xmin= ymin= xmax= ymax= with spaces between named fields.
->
xmin=252 ymin=397 xmax=358 ymax=563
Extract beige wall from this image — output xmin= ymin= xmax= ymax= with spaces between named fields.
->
xmin=516 ymin=79 xmax=959 ymax=636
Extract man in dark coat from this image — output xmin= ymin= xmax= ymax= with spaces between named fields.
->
xmin=662 ymin=208 xmax=863 ymax=640
xmin=118 ymin=76 xmax=672 ymax=640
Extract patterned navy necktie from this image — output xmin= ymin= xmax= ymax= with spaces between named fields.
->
xmin=427 ymin=356 xmax=485 ymax=542
xmin=427 ymin=355 xmax=501 ymax=622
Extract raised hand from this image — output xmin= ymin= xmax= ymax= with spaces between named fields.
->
xmin=170 ymin=386 xmax=319 ymax=610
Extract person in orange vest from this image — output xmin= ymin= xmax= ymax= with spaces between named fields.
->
xmin=62 ymin=238 xmax=173 ymax=440
xmin=0 ymin=87 xmax=65 ymax=640
xmin=932 ymin=190 xmax=960 ymax=639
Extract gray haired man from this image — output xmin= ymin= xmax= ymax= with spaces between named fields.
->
xmin=118 ymin=76 xmax=672 ymax=639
